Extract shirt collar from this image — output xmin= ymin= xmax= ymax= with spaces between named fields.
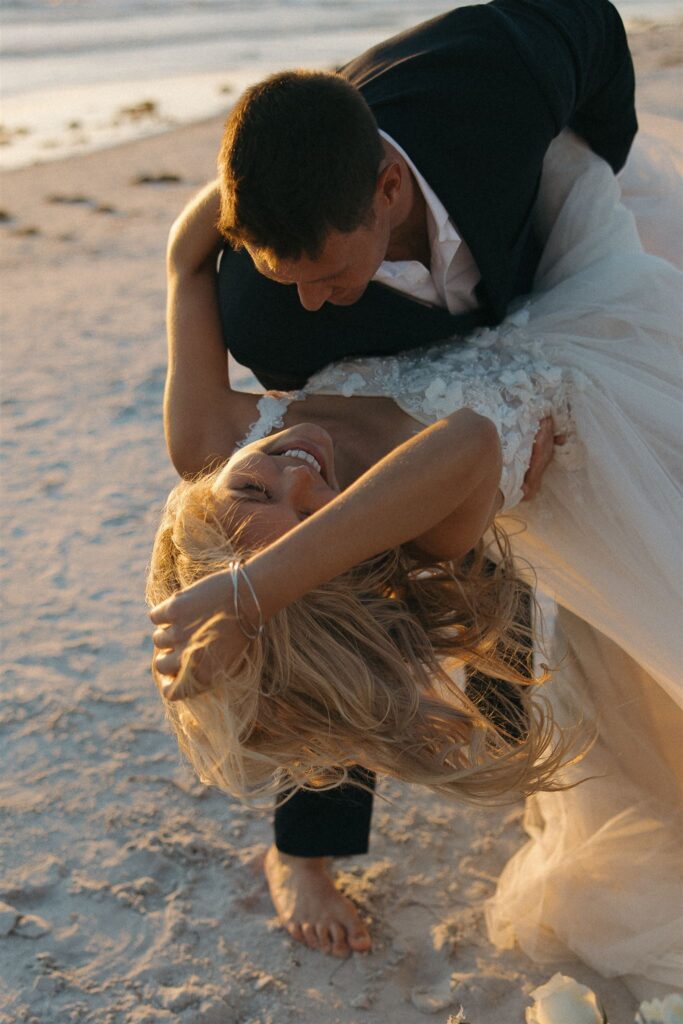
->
xmin=379 ymin=129 xmax=460 ymax=244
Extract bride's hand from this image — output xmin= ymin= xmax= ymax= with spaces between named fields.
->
xmin=149 ymin=570 xmax=248 ymax=701
xmin=521 ymin=416 xmax=566 ymax=501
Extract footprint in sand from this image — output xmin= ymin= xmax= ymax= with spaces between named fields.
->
xmin=130 ymin=172 xmax=184 ymax=186
xmin=12 ymin=914 xmax=53 ymax=939
xmin=44 ymin=194 xmax=118 ymax=216
xmin=45 ymin=193 xmax=91 ymax=205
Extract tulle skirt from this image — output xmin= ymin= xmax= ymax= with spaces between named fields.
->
xmin=485 ymin=130 xmax=683 ymax=993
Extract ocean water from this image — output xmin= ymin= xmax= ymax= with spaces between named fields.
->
xmin=1 ymin=0 xmax=681 ymax=169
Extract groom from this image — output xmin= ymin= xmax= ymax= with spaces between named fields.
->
xmin=214 ymin=0 xmax=636 ymax=391
xmin=168 ymin=0 xmax=636 ymax=957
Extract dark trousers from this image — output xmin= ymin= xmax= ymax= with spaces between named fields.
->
xmin=274 ymin=767 xmax=376 ymax=858
xmin=275 ymin=576 xmax=533 ymax=858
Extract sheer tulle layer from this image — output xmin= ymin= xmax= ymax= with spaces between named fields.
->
xmin=487 ymin=135 xmax=683 ymax=989
xmin=504 ymin=253 xmax=683 ymax=699
xmin=486 ymin=608 xmax=683 ymax=989
xmin=498 ymin=135 xmax=683 ymax=702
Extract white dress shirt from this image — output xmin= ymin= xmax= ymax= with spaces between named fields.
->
xmin=372 ymin=130 xmax=481 ymax=313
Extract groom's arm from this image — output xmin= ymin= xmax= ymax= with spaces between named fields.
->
xmin=493 ymin=0 xmax=637 ymax=173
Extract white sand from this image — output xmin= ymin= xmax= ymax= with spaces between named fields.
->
xmin=1 ymin=27 xmax=681 ymax=1024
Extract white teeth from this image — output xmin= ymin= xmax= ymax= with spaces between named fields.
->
xmin=281 ymin=449 xmax=322 ymax=475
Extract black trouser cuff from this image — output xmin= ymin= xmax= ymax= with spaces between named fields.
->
xmin=274 ymin=767 xmax=376 ymax=858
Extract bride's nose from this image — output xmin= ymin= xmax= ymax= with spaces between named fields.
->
xmin=282 ymin=464 xmax=330 ymax=510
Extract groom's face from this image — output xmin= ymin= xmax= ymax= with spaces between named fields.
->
xmin=245 ymin=160 xmax=401 ymax=312
xmin=246 ymin=213 xmax=391 ymax=312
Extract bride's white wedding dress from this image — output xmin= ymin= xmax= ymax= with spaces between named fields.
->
xmin=242 ymin=131 xmax=683 ymax=991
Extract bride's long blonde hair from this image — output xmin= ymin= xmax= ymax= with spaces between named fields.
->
xmin=147 ymin=465 xmax=579 ymax=806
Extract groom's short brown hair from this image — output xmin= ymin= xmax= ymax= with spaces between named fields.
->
xmin=218 ymin=70 xmax=384 ymax=260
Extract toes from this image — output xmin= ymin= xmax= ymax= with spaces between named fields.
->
xmin=285 ymin=921 xmax=305 ymax=945
xmin=316 ymin=923 xmax=333 ymax=955
xmin=348 ymin=925 xmax=372 ymax=952
xmin=301 ymin=922 xmax=318 ymax=950
xmin=329 ymin=921 xmax=350 ymax=958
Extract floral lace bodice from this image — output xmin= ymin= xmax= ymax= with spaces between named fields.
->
xmin=239 ymin=304 xmax=579 ymax=512
xmin=236 ymin=133 xmax=658 ymax=512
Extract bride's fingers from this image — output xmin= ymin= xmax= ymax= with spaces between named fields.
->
xmin=158 ymin=675 xmax=194 ymax=702
xmin=154 ymin=641 xmax=220 ymax=682
xmin=149 ymin=599 xmax=175 ymax=625
xmin=155 ymin=649 xmax=218 ymax=701
xmin=154 ymin=649 xmax=181 ymax=678
xmin=152 ymin=625 xmax=179 ymax=649
xmin=155 ymin=673 xmax=179 ymax=698
xmin=159 ymin=673 xmax=213 ymax=702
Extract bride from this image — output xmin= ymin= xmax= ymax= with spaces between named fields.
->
xmin=148 ymin=130 xmax=683 ymax=995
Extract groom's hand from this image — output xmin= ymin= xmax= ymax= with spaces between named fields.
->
xmin=521 ymin=417 xmax=566 ymax=501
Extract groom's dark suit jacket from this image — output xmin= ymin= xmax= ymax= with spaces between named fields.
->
xmin=217 ymin=0 xmax=636 ymax=390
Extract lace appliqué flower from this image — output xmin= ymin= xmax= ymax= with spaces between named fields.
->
xmin=307 ymin=326 xmax=577 ymax=513
xmin=239 ymin=316 xmax=582 ymax=517
xmin=238 ymin=390 xmax=304 ymax=448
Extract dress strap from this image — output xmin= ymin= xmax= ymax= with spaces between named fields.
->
xmin=238 ymin=390 xmax=304 ymax=448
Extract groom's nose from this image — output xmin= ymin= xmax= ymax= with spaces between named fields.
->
xmin=297 ymin=281 xmax=331 ymax=311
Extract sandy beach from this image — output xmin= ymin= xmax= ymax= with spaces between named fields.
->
xmin=1 ymin=23 xmax=681 ymax=1024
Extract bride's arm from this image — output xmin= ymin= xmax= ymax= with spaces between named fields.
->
xmin=165 ymin=181 xmax=258 ymax=477
xmin=151 ymin=408 xmax=502 ymax=690
xmin=249 ymin=408 xmax=502 ymax=610
xmin=243 ymin=411 xmax=558 ymax=603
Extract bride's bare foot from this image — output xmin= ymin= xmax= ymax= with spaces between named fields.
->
xmin=264 ymin=845 xmax=371 ymax=957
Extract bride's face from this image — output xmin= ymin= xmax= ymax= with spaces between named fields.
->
xmin=212 ymin=423 xmax=341 ymax=547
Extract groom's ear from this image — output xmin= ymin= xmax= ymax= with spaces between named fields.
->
xmin=376 ymin=161 xmax=402 ymax=208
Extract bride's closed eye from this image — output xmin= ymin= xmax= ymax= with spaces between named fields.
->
xmin=240 ymin=482 xmax=271 ymax=500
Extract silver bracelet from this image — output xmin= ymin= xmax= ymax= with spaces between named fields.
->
xmin=228 ymin=560 xmax=264 ymax=640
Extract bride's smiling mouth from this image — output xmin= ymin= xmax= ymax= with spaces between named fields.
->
xmin=277 ymin=447 xmax=323 ymax=475
xmin=271 ymin=438 xmax=331 ymax=485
